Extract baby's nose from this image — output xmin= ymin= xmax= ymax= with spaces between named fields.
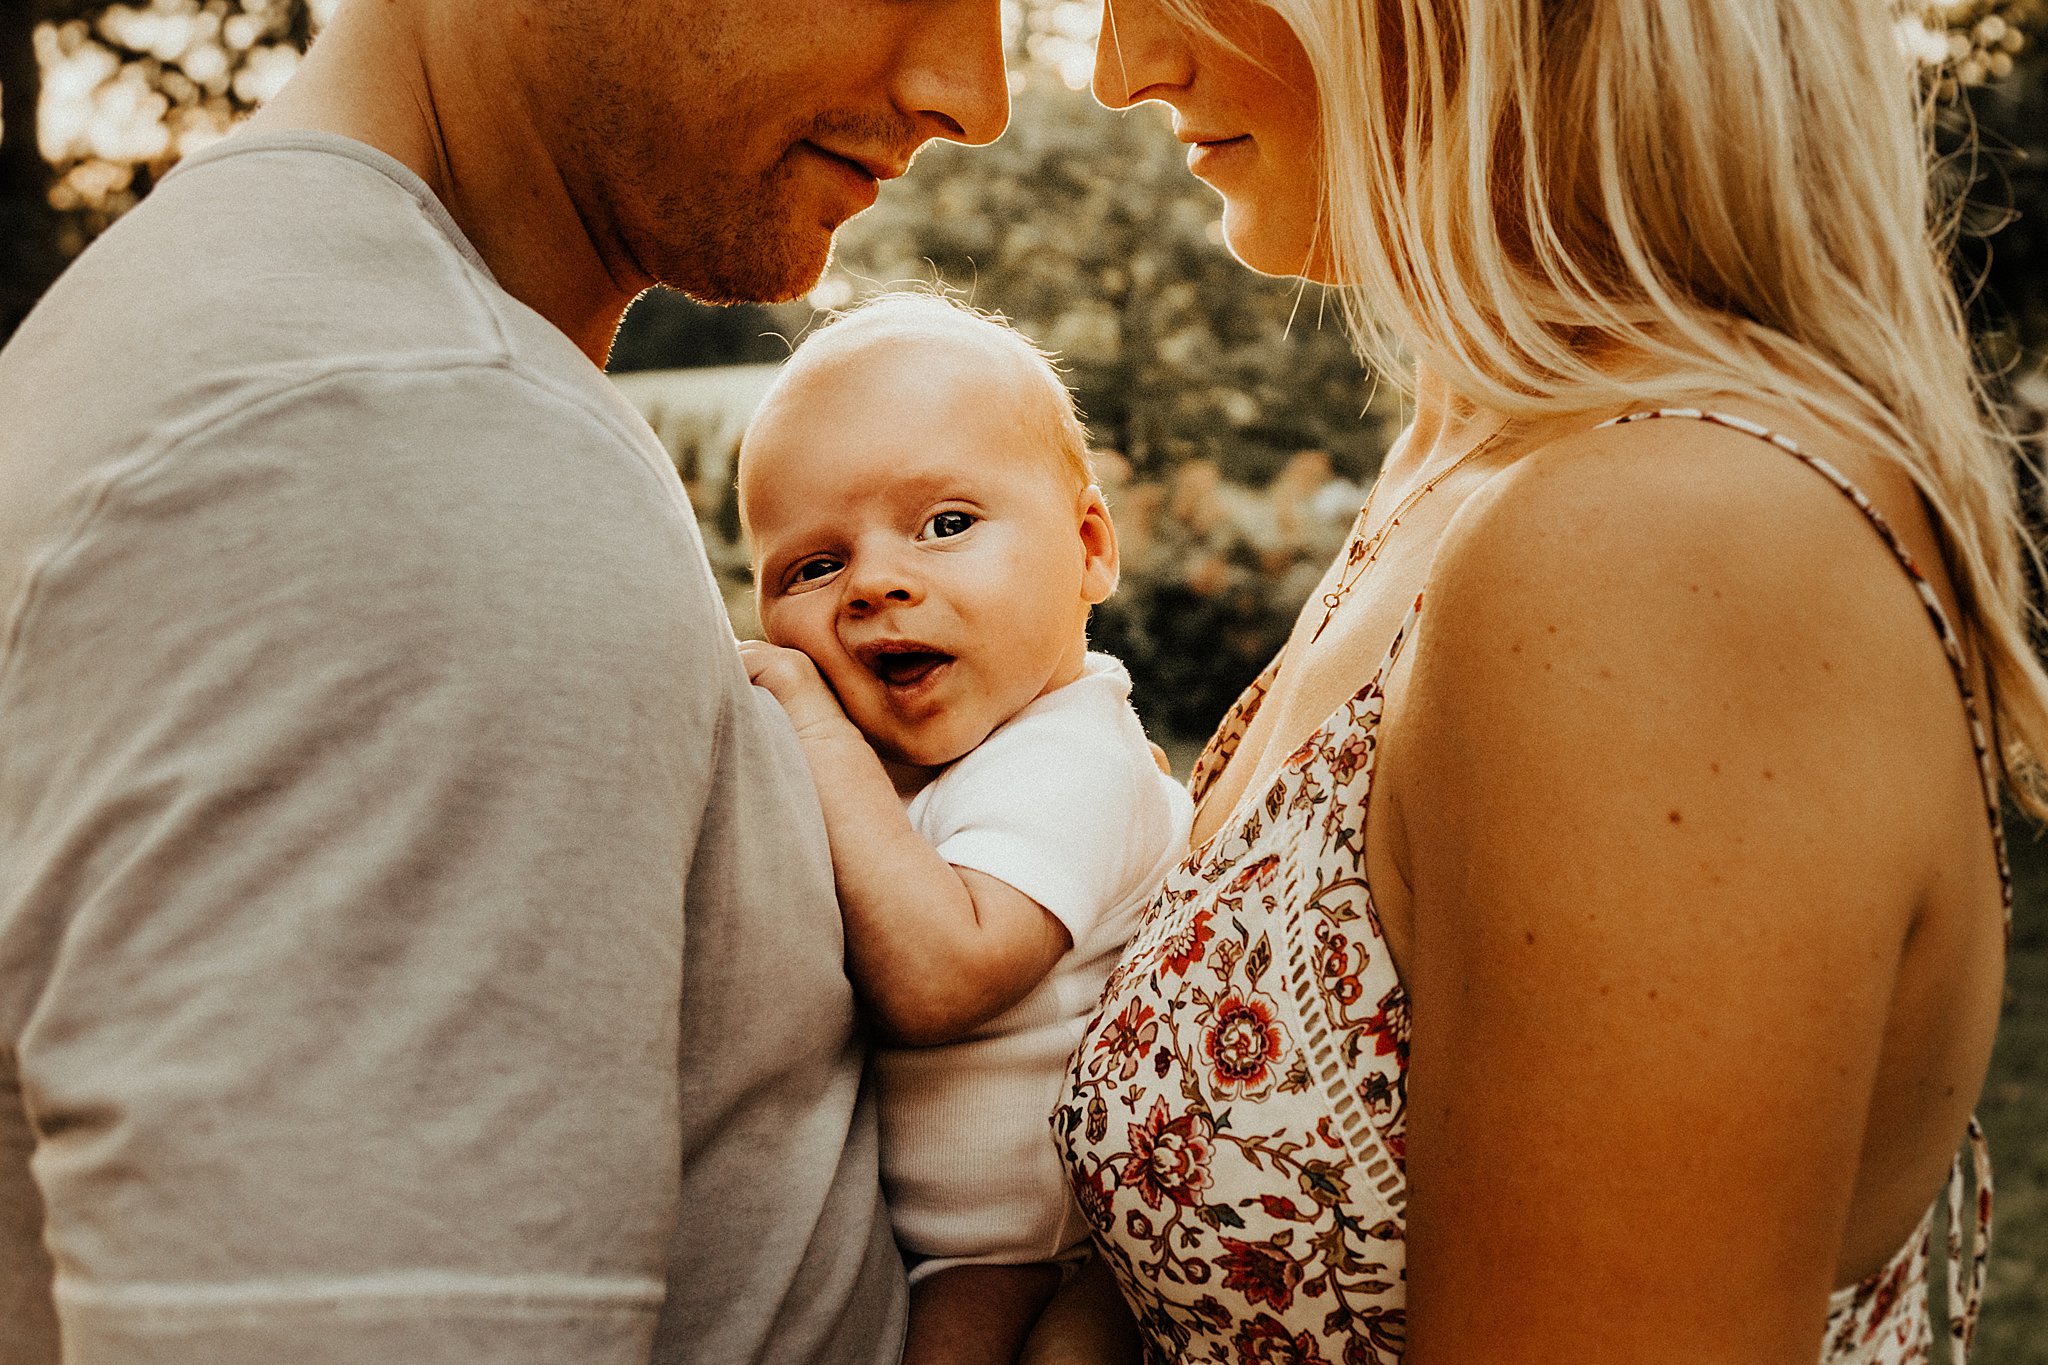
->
xmin=848 ymin=584 xmax=915 ymax=611
xmin=844 ymin=553 xmax=922 ymax=611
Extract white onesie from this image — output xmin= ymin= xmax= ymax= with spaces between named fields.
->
xmin=873 ymin=652 xmax=1194 ymax=1278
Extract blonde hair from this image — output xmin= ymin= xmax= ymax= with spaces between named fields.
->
xmin=774 ymin=290 xmax=1096 ymax=492
xmin=1158 ymin=0 xmax=2048 ymax=814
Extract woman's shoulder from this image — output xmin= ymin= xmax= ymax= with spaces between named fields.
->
xmin=1426 ymin=402 xmax=1944 ymax=659
xmin=1385 ymin=400 xmax=1978 ymax=917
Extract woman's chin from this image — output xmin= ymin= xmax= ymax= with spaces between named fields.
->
xmin=1217 ymin=214 xmax=1338 ymax=283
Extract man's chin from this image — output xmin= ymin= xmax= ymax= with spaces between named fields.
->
xmin=660 ymin=231 xmax=835 ymax=307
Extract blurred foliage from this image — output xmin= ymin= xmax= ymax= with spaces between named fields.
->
xmin=826 ymin=87 xmax=1396 ymax=485
xmin=0 ymin=0 xmax=330 ymax=331
xmin=33 ymin=0 xmax=327 ymax=226
xmin=1915 ymin=1 xmax=2048 ymax=369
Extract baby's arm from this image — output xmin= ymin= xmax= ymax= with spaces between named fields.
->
xmin=740 ymin=641 xmax=1070 ymax=1047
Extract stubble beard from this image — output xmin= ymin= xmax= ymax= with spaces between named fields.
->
xmin=631 ymin=112 xmax=918 ymax=307
xmin=649 ymin=146 xmax=832 ymax=305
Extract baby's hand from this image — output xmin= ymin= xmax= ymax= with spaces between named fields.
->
xmin=738 ymin=640 xmax=862 ymax=746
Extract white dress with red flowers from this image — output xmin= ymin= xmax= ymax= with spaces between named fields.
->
xmin=1052 ymin=411 xmax=2004 ymax=1365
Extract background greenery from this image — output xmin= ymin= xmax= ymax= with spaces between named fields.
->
xmin=2 ymin=1 xmax=2045 ymax=1355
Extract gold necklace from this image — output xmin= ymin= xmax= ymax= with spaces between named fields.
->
xmin=1309 ymin=429 xmax=1507 ymax=643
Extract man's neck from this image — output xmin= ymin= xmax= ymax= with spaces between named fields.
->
xmin=242 ymin=1 xmax=642 ymax=366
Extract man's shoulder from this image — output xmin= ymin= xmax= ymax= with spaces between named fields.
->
xmin=0 ymin=134 xmax=671 ymax=585
xmin=4 ymin=133 xmax=603 ymax=415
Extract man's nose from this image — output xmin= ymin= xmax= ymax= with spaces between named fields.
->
xmin=1093 ymin=0 xmax=1193 ymax=111
xmin=893 ymin=0 xmax=1011 ymax=148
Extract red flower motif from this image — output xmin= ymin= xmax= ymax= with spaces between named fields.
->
xmin=1359 ymin=985 xmax=1409 ymax=1062
xmin=1315 ymin=927 xmax=1364 ymax=1005
xmin=1218 ymin=1236 xmax=1303 ymax=1312
xmin=1234 ymin=1313 xmax=1332 ymax=1365
xmin=1330 ymin=732 xmax=1373 ymax=784
xmin=1120 ymin=1098 xmax=1215 ymax=1211
xmin=1258 ymin=1194 xmax=1309 ymax=1221
xmin=1069 ymin=1164 xmax=1113 ymax=1230
xmin=1226 ymin=854 xmax=1280 ymax=895
xmin=1095 ymin=998 xmax=1159 ymax=1080
xmin=1159 ymin=907 xmax=1216 ymax=977
xmin=1203 ymin=990 xmax=1287 ymax=1098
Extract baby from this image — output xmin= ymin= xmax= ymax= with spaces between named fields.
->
xmin=736 ymin=293 xmax=1192 ymax=1363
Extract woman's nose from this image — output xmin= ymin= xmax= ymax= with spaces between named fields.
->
xmin=1093 ymin=0 xmax=1196 ymax=111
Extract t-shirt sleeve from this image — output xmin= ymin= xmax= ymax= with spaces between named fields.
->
xmin=919 ymin=706 xmax=1172 ymax=947
xmin=0 ymin=364 xmax=718 ymax=1362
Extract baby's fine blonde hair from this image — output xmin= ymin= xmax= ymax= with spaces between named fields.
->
xmin=1146 ymin=0 xmax=2048 ymax=814
xmin=771 ymin=290 xmax=1096 ymax=493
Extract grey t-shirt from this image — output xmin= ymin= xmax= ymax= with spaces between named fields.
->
xmin=0 ymin=132 xmax=904 ymax=1364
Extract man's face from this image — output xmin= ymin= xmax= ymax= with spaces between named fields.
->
xmin=529 ymin=0 xmax=1010 ymax=304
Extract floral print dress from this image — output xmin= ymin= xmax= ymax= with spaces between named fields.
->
xmin=1053 ymin=410 xmax=2006 ymax=1365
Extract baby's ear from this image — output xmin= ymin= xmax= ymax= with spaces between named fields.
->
xmin=1078 ymin=484 xmax=1120 ymax=605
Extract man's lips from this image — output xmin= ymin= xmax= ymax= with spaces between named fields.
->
xmin=804 ymin=142 xmax=910 ymax=183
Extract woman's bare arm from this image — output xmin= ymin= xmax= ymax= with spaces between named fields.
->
xmin=1382 ymin=422 xmax=1975 ymax=1363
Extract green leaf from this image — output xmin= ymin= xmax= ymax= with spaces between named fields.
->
xmin=1203 ymin=1202 xmax=1246 ymax=1229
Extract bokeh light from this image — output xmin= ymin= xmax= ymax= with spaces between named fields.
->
xmin=30 ymin=0 xmax=324 ymax=222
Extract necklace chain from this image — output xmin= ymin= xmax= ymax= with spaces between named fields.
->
xmin=1309 ymin=429 xmax=1507 ymax=643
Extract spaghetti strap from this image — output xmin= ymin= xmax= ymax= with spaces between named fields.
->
xmin=1946 ymin=1118 xmax=1994 ymax=1365
xmin=1604 ymin=409 xmax=2006 ymax=1360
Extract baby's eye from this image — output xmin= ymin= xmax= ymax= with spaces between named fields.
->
xmin=923 ymin=510 xmax=977 ymax=539
xmin=787 ymin=557 xmax=841 ymax=587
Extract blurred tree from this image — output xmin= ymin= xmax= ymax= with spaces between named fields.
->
xmin=1918 ymin=0 xmax=2048 ymax=366
xmin=1 ymin=0 xmax=324 ymax=337
xmin=2 ymin=1 xmax=72 ymax=336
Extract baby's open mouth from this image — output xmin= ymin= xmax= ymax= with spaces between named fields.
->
xmin=864 ymin=646 xmax=953 ymax=689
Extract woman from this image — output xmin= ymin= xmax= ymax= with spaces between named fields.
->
xmin=1052 ymin=0 xmax=2040 ymax=1361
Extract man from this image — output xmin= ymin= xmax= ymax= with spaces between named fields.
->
xmin=0 ymin=1 xmax=1005 ymax=1360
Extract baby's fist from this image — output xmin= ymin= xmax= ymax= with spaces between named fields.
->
xmin=738 ymin=640 xmax=856 ymax=742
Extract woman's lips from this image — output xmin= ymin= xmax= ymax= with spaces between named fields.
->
xmin=1188 ymin=135 xmax=1254 ymax=179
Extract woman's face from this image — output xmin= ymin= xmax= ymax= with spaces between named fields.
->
xmin=1094 ymin=0 xmax=1325 ymax=278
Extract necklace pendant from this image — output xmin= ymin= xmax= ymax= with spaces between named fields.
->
xmin=1310 ymin=593 xmax=1343 ymax=644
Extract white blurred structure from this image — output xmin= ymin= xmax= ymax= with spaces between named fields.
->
xmin=609 ymin=362 xmax=785 ymax=636
xmin=609 ymin=362 xmax=781 ymax=506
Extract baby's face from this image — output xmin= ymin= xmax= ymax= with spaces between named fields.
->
xmin=742 ymin=345 xmax=1115 ymax=769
